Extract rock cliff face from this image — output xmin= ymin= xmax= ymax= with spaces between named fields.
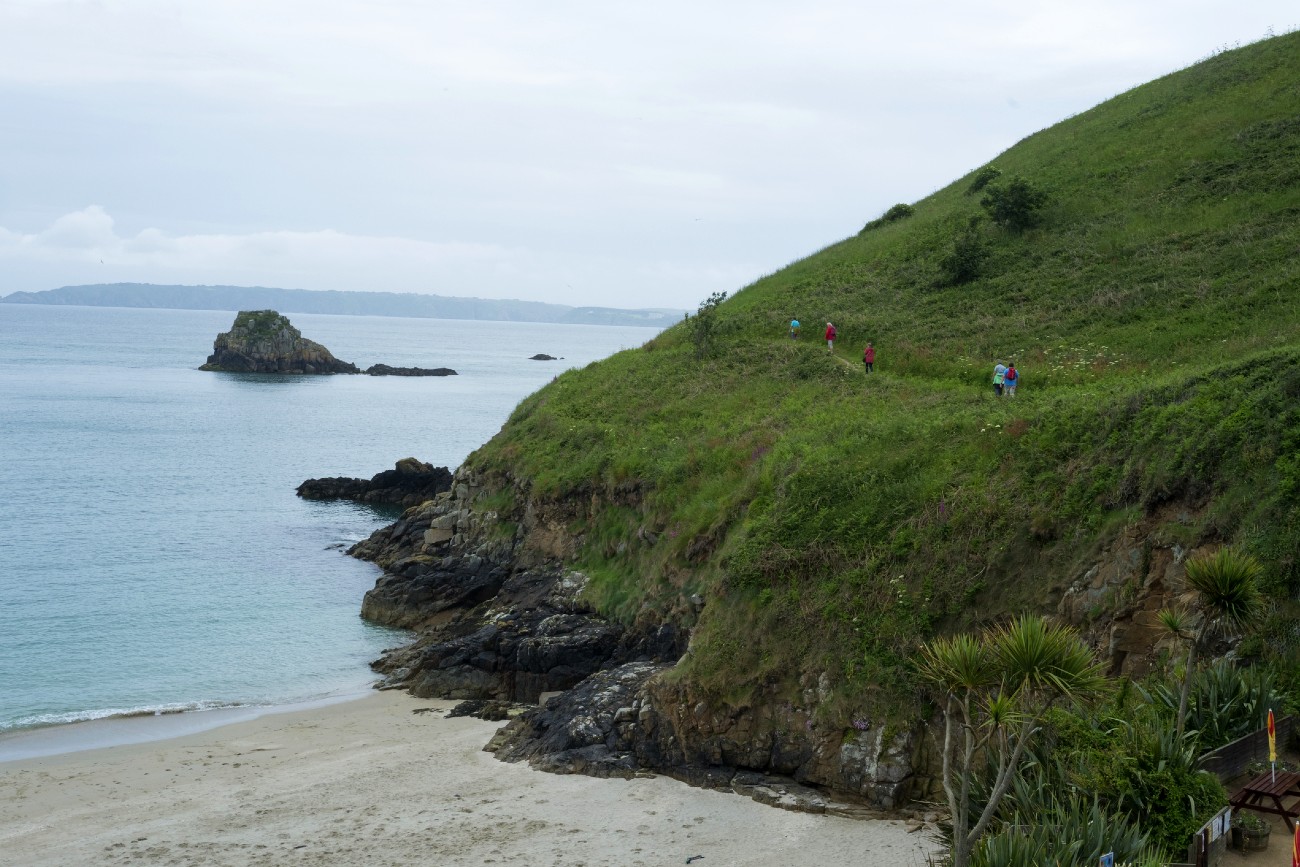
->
xmin=200 ymin=310 xmax=359 ymax=374
xmin=351 ymin=465 xmax=1225 ymax=815
xmin=350 ymin=467 xmax=926 ymax=812
xmin=297 ymin=458 xmax=453 ymax=509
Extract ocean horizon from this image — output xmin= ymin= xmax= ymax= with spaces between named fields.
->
xmin=0 ymin=304 xmax=659 ymax=758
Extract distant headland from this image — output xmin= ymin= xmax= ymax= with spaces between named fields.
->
xmin=0 ymin=283 xmax=685 ymax=328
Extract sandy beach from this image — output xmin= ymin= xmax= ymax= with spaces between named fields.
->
xmin=0 ymin=690 xmax=940 ymax=866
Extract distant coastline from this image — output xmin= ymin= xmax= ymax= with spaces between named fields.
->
xmin=0 ymin=283 xmax=685 ymax=328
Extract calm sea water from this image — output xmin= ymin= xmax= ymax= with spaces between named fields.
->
xmin=0 ymin=304 xmax=656 ymax=739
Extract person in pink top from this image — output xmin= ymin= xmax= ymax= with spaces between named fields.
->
xmin=825 ymin=322 xmax=837 ymax=350
xmin=863 ymin=342 xmax=875 ymax=373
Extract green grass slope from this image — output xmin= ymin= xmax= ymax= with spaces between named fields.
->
xmin=469 ymin=33 xmax=1300 ymax=722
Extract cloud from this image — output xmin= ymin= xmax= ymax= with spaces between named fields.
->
xmin=35 ymin=205 xmax=119 ymax=249
xmin=0 ymin=205 xmax=510 ymax=286
xmin=0 ymin=207 xmax=753 ymax=307
xmin=0 ymin=2 xmax=1294 ymax=309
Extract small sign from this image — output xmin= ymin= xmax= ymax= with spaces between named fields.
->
xmin=1099 ymin=854 xmax=1114 ymax=867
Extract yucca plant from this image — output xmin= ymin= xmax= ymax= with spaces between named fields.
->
xmin=918 ymin=615 xmax=1110 ymax=867
xmin=972 ymin=780 xmax=1166 ymax=867
xmin=1160 ymin=548 xmax=1264 ymax=742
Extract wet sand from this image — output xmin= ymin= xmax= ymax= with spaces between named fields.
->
xmin=0 ymin=689 xmax=940 ymax=866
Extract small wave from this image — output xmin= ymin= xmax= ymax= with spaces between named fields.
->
xmin=2 ymin=700 xmax=253 ymax=733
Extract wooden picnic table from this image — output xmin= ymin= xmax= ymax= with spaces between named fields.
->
xmin=1229 ymin=769 xmax=1300 ymax=830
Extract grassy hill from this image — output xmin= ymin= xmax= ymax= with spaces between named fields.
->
xmin=466 ymin=32 xmax=1300 ymax=723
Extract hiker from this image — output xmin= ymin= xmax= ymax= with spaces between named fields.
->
xmin=1004 ymin=363 xmax=1018 ymax=396
xmin=992 ymin=361 xmax=1007 ymax=397
xmin=825 ymin=322 xmax=837 ymax=351
xmin=863 ymin=342 xmax=875 ymax=373
xmin=790 ymin=318 xmax=800 ymax=339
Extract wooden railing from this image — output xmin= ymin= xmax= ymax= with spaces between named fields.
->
xmin=1197 ymin=714 xmax=1295 ymax=781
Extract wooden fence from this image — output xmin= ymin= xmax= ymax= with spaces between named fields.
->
xmin=1197 ymin=714 xmax=1295 ymax=781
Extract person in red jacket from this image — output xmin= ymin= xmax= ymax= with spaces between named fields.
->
xmin=863 ymin=342 xmax=875 ymax=373
xmin=825 ymin=321 xmax=837 ymax=350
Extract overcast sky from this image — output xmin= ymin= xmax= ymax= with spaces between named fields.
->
xmin=0 ymin=2 xmax=1293 ymax=310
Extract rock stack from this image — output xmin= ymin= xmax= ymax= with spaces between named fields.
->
xmin=199 ymin=310 xmax=360 ymax=374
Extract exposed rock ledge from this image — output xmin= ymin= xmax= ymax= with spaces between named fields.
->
xmin=348 ymin=466 xmax=926 ymax=813
xmin=364 ymin=364 xmax=457 ymax=377
xmin=297 ymin=458 xmax=453 ymax=509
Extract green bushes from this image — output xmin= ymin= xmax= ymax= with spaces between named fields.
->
xmin=966 ymin=166 xmax=1002 ymax=195
xmin=1031 ymin=691 xmax=1228 ymax=854
xmin=980 ymin=176 xmax=1049 ymax=233
xmin=690 ymin=291 xmax=729 ymax=358
xmin=859 ymin=202 xmax=916 ymax=233
xmin=974 ymin=782 xmax=1166 ymax=867
xmin=939 ymin=218 xmax=990 ymax=285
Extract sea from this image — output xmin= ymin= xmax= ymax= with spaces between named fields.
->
xmin=0 ymin=304 xmax=659 ymax=759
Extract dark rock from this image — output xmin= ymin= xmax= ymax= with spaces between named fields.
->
xmin=367 ymin=566 xmax=628 ymax=701
xmin=348 ymin=465 xmax=920 ymax=814
xmin=364 ymin=364 xmax=458 ymax=376
xmin=359 ymin=551 xmax=509 ymax=630
xmin=297 ymin=458 xmax=452 ymax=509
xmin=446 ymin=699 xmax=531 ymax=721
xmin=529 ymin=354 xmax=558 ymax=361
xmin=199 ymin=310 xmax=360 ymax=374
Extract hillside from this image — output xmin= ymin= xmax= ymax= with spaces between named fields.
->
xmin=353 ymin=32 xmax=1300 ymax=813
xmin=0 ymin=283 xmax=684 ymax=327
xmin=473 ymin=29 xmax=1299 ymax=684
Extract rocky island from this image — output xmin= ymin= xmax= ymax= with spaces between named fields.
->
xmin=199 ymin=310 xmax=359 ymax=374
xmin=199 ymin=310 xmax=457 ymax=376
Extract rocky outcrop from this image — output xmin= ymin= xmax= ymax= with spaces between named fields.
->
xmin=364 ymin=364 xmax=458 ymax=376
xmin=349 ymin=466 xmax=930 ymax=814
xmin=199 ymin=310 xmax=360 ymax=374
xmin=529 ymin=354 xmax=558 ymax=361
xmin=487 ymin=662 xmax=909 ymax=816
xmin=296 ymin=458 xmax=453 ymax=509
xmin=1058 ymin=502 xmax=1219 ymax=677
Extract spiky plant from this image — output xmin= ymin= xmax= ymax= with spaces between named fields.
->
xmin=1168 ymin=548 xmax=1264 ymax=742
xmin=918 ymin=615 xmax=1110 ymax=867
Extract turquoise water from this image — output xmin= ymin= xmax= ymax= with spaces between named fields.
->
xmin=0 ymin=305 xmax=656 ymax=735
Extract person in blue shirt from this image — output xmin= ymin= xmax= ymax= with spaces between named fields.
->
xmin=1004 ymin=363 xmax=1019 ymax=396
xmin=789 ymin=318 xmax=800 ymax=339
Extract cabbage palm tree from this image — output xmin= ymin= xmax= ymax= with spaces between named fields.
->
xmin=918 ymin=615 xmax=1109 ymax=867
xmin=1161 ymin=547 xmax=1264 ymax=743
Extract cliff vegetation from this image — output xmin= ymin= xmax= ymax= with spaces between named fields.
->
xmin=466 ymin=31 xmax=1300 ymax=728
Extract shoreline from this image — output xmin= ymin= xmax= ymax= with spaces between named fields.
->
xmin=0 ymin=686 xmax=377 ymax=765
xmin=0 ymin=689 xmax=941 ymax=867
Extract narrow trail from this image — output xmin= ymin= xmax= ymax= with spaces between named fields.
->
xmin=825 ymin=348 xmax=865 ymax=374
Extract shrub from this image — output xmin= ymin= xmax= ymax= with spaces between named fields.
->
xmin=980 ymin=176 xmax=1048 ymax=233
xmin=689 ymin=291 xmax=729 ymax=358
xmin=940 ymin=219 xmax=989 ymax=285
xmin=966 ymin=166 xmax=1002 ymax=194
xmin=859 ymin=202 xmax=916 ymax=234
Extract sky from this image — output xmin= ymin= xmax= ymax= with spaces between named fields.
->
xmin=0 ymin=2 xmax=1294 ymax=310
